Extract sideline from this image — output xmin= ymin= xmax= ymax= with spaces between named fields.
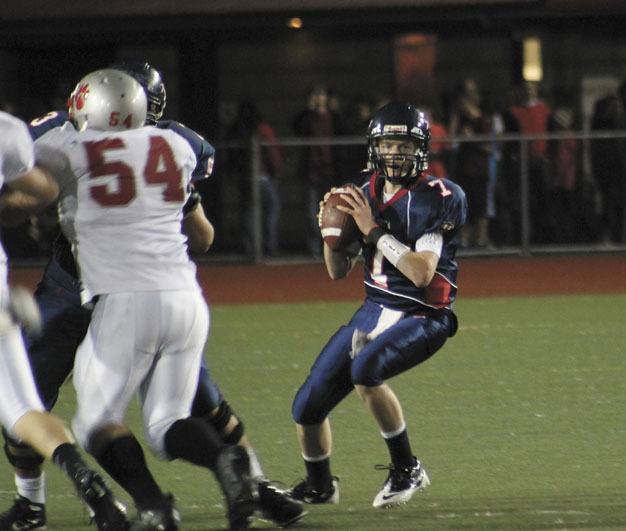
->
xmin=9 ymin=254 xmax=626 ymax=305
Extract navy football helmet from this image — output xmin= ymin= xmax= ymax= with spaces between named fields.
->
xmin=109 ymin=61 xmax=166 ymax=125
xmin=367 ymin=102 xmax=430 ymax=184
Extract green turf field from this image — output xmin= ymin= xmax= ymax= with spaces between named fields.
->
xmin=1 ymin=294 xmax=625 ymax=530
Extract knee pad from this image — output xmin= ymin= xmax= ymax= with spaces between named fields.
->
xmin=222 ymin=420 xmax=244 ymax=445
xmin=2 ymin=428 xmax=44 ymax=470
xmin=206 ymin=401 xmax=233 ymax=432
xmin=204 ymin=401 xmax=246 ymax=444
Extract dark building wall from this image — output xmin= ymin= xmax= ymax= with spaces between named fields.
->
xmin=217 ymin=34 xmax=394 ymax=136
xmin=436 ymin=34 xmax=513 ymax=116
xmin=1 ymin=24 xmax=626 ymax=133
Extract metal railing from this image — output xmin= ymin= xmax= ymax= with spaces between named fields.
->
xmin=5 ymin=130 xmax=625 ymax=268
xmin=225 ymin=129 xmax=626 ymax=262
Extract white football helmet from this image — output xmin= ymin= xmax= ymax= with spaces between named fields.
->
xmin=67 ymin=69 xmax=148 ymax=132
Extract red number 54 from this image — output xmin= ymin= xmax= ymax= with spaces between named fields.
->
xmin=84 ymin=136 xmax=185 ymax=206
xmin=108 ymin=112 xmax=134 ymax=129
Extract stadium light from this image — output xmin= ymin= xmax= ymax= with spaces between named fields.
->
xmin=522 ymin=36 xmax=543 ymax=82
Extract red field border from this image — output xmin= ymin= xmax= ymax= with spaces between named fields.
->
xmin=9 ymin=254 xmax=626 ymax=305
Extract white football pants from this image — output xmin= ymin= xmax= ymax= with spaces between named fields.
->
xmin=0 ymin=273 xmax=44 ymax=435
xmin=72 ymin=289 xmax=209 ymax=459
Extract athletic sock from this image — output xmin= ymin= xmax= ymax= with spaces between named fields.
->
xmin=94 ymin=435 xmax=163 ymax=508
xmin=246 ymin=447 xmax=265 ymax=480
xmin=382 ymin=427 xmax=414 ymax=470
xmin=303 ymin=457 xmax=333 ymax=492
xmin=164 ymin=417 xmax=224 ymax=470
xmin=52 ymin=443 xmax=90 ymax=480
xmin=15 ymin=473 xmax=46 ymax=504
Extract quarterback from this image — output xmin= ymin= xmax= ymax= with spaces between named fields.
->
xmin=291 ymin=102 xmax=467 ymax=509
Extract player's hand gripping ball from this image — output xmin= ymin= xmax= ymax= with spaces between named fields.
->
xmin=319 ymin=184 xmax=360 ymax=252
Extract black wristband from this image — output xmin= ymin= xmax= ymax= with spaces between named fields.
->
xmin=365 ymin=226 xmax=386 ymax=246
xmin=183 ymin=190 xmax=201 ymax=218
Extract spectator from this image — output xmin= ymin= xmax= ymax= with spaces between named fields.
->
xmin=508 ymin=81 xmax=553 ymax=243
xmin=547 ymin=107 xmax=579 ymax=242
xmin=226 ymin=100 xmax=283 ymax=256
xmin=342 ymin=96 xmax=373 ymax=182
xmin=479 ymin=92 xmax=508 ymax=246
xmin=423 ymin=107 xmax=451 ymax=180
xmin=293 ymin=84 xmax=346 ymax=257
xmin=449 ymin=78 xmax=491 ymax=247
xmin=490 ymin=89 xmax=523 ymax=247
xmin=590 ymin=94 xmax=626 ymax=244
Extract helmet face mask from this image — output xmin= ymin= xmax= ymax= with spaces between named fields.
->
xmin=373 ymin=137 xmax=422 ymax=183
xmin=67 ymin=69 xmax=148 ymax=132
xmin=108 ymin=61 xmax=166 ymax=125
xmin=367 ymin=102 xmax=430 ymax=185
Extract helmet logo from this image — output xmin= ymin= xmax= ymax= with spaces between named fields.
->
xmin=383 ymin=124 xmax=407 ymax=135
xmin=69 ymin=83 xmax=90 ymax=111
xmin=441 ymin=221 xmax=456 ymax=232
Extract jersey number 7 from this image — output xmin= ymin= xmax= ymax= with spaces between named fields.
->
xmin=427 ymin=178 xmax=452 ymax=197
xmin=84 ymin=136 xmax=185 ymax=206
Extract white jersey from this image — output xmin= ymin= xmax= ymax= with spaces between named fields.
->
xmin=0 ymin=112 xmax=44 ymax=431
xmin=0 ymin=112 xmax=35 ymax=271
xmin=0 ymin=112 xmax=34 ymax=187
xmin=35 ymin=124 xmax=199 ymax=297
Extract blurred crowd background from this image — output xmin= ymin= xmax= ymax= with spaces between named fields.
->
xmin=2 ymin=0 xmax=626 ymax=261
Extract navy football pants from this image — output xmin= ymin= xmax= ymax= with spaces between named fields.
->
xmin=292 ymin=299 xmax=455 ymax=425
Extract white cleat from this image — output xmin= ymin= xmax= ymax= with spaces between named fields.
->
xmin=372 ymin=458 xmax=430 ymax=508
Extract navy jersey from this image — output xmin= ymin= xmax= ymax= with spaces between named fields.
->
xmin=360 ymin=172 xmax=467 ymax=313
xmin=29 ymin=110 xmax=69 ymax=139
xmin=28 ymin=110 xmax=216 ymax=278
xmin=157 ymin=120 xmax=214 ymax=181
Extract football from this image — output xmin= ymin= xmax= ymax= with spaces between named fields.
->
xmin=320 ymin=185 xmax=360 ymax=252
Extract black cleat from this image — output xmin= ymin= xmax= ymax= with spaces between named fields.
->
xmin=130 ymin=493 xmax=180 ymax=531
xmin=0 ymin=495 xmax=46 ymax=530
xmin=214 ymin=446 xmax=256 ymax=530
xmin=257 ymin=480 xmax=307 ymax=528
xmin=73 ymin=468 xmax=130 ymax=530
xmin=289 ymin=477 xmax=339 ymax=505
